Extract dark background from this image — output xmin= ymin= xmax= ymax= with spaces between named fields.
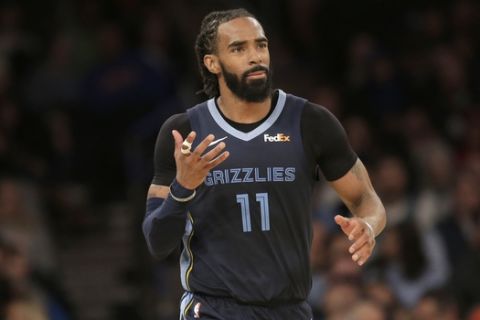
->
xmin=0 ymin=0 xmax=479 ymax=319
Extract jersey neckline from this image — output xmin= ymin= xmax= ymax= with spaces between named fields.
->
xmin=206 ymin=89 xmax=287 ymax=142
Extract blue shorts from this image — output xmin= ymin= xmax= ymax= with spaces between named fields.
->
xmin=179 ymin=292 xmax=313 ymax=320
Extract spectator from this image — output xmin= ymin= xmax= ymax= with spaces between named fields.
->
xmin=347 ymin=300 xmax=386 ymax=320
xmin=412 ymin=289 xmax=459 ymax=320
xmin=437 ymin=170 xmax=480 ymax=268
xmin=372 ymin=155 xmax=413 ymax=228
xmin=380 ymin=222 xmax=449 ymax=308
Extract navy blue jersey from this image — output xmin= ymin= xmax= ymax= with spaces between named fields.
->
xmin=180 ymin=90 xmax=315 ymax=305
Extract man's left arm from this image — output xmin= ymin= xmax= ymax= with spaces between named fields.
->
xmin=329 ymin=158 xmax=386 ymax=266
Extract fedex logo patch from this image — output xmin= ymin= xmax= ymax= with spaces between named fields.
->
xmin=264 ymin=133 xmax=290 ymax=142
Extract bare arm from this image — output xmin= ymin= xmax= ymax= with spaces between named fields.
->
xmin=329 ymin=158 xmax=386 ymax=265
xmin=147 ymin=184 xmax=169 ymax=199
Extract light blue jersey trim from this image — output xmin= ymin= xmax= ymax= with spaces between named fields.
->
xmin=180 ymin=213 xmax=194 ymax=291
xmin=179 ymin=292 xmax=194 ymax=320
xmin=206 ymin=90 xmax=287 ymax=141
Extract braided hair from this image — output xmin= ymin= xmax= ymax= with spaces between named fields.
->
xmin=195 ymin=8 xmax=256 ymax=98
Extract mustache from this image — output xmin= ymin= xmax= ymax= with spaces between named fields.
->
xmin=242 ymin=65 xmax=269 ymax=79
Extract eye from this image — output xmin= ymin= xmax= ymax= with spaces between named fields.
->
xmin=231 ymin=46 xmax=244 ymax=53
xmin=258 ymin=42 xmax=268 ymax=49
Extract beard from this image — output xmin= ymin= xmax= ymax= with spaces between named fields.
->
xmin=220 ymin=63 xmax=273 ymax=102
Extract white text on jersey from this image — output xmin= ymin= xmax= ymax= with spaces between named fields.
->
xmin=264 ymin=133 xmax=290 ymax=142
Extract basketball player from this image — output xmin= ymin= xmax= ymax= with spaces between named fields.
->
xmin=142 ymin=8 xmax=386 ymax=320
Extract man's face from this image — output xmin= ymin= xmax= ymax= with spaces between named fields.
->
xmin=214 ymin=17 xmax=272 ymax=102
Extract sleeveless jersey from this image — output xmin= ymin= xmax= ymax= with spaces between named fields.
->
xmin=180 ymin=90 xmax=315 ymax=305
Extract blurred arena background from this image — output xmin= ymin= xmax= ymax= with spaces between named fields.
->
xmin=0 ymin=0 xmax=479 ymax=319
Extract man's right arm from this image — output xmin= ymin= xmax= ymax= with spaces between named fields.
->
xmin=142 ymin=112 xmax=230 ymax=259
xmin=142 ymin=114 xmax=191 ymax=259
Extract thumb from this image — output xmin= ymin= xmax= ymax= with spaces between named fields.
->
xmin=335 ymin=215 xmax=352 ymax=235
xmin=334 ymin=215 xmax=350 ymax=227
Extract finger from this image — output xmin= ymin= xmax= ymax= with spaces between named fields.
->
xmin=349 ymin=233 xmax=369 ymax=254
xmin=334 ymin=215 xmax=349 ymax=226
xmin=172 ymin=130 xmax=196 ymax=150
xmin=334 ymin=215 xmax=351 ymax=234
xmin=172 ymin=130 xmax=183 ymax=149
xmin=202 ymin=142 xmax=226 ymax=162
xmin=352 ymin=242 xmax=374 ymax=266
xmin=192 ymin=134 xmax=215 ymax=157
xmin=206 ymin=151 xmax=230 ymax=169
xmin=348 ymin=222 xmax=364 ymax=241
xmin=181 ymin=132 xmax=196 ymax=156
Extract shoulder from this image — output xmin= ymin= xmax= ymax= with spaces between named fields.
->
xmin=163 ymin=113 xmax=190 ymax=128
xmin=300 ymin=101 xmax=346 ymax=136
xmin=157 ymin=113 xmax=191 ymax=138
xmin=281 ymin=89 xmax=336 ymax=122
xmin=187 ymin=98 xmax=211 ymax=113
xmin=282 ymin=90 xmax=308 ymax=108
xmin=302 ymin=101 xmax=338 ymax=123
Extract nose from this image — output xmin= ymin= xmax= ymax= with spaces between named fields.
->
xmin=248 ymin=47 xmax=263 ymax=65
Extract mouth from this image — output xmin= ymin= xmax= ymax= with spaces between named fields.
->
xmin=246 ymin=71 xmax=266 ymax=79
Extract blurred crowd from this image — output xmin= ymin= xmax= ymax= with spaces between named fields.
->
xmin=0 ymin=0 xmax=479 ymax=319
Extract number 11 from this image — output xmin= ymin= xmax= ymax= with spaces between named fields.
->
xmin=236 ymin=193 xmax=270 ymax=232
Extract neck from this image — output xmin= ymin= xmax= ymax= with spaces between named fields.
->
xmin=217 ymin=86 xmax=272 ymax=124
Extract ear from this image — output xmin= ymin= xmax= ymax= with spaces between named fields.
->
xmin=204 ymin=54 xmax=221 ymax=74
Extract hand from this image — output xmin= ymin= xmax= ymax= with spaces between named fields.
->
xmin=334 ymin=215 xmax=375 ymax=266
xmin=172 ymin=130 xmax=229 ymax=190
